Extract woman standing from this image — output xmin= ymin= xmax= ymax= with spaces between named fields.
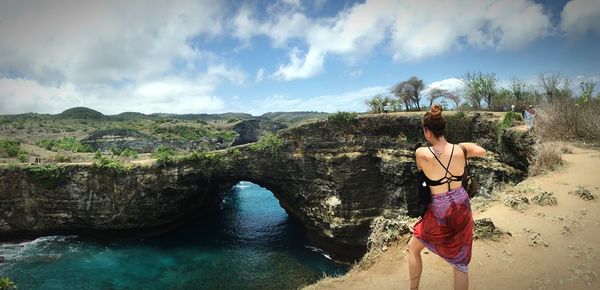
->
xmin=407 ymin=104 xmax=486 ymax=290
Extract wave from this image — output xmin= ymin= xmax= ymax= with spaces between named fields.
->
xmin=304 ymin=245 xmax=332 ymax=260
xmin=0 ymin=235 xmax=77 ymax=261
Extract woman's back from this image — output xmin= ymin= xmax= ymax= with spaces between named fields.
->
xmin=417 ymin=143 xmax=473 ymax=195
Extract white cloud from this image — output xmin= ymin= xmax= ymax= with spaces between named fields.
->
xmin=0 ymin=0 xmax=227 ymax=84
xmin=235 ymin=0 xmax=552 ymax=80
xmin=424 ymin=78 xmax=464 ymax=94
xmin=388 ymin=0 xmax=552 ymax=61
xmin=560 ymin=0 xmax=600 ymax=38
xmin=240 ymin=86 xmax=389 ymax=115
xmin=0 ymin=76 xmax=227 ymax=115
xmin=255 ymin=68 xmax=265 ymax=83
xmin=272 ymin=47 xmax=326 ymax=80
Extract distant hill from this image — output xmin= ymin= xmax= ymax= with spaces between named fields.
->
xmin=151 ymin=112 xmax=254 ymax=122
xmin=55 ymin=107 xmax=105 ymax=119
xmin=259 ymin=111 xmax=329 ymax=124
xmin=110 ymin=112 xmax=152 ymax=120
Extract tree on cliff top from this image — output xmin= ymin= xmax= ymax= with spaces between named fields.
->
xmin=392 ymin=76 xmax=425 ymax=111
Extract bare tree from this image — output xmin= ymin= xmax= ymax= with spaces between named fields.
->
xmin=446 ymin=93 xmax=461 ymax=109
xmin=460 ymin=72 xmax=497 ymax=109
xmin=509 ymin=77 xmax=528 ymax=103
xmin=406 ymin=76 xmax=425 ymax=110
xmin=538 ymin=72 xmax=572 ymax=102
xmin=365 ymin=94 xmax=385 ymax=113
xmin=579 ymin=80 xmax=597 ymax=102
xmin=392 ymin=81 xmax=412 ymax=111
xmin=428 ymin=88 xmax=448 ymax=107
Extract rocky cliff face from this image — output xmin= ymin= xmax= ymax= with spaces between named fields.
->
xmin=0 ymin=113 xmax=533 ymax=262
xmin=230 ymin=119 xmax=287 ymax=146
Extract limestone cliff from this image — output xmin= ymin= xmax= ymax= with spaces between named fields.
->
xmin=0 ymin=112 xmax=533 ymax=262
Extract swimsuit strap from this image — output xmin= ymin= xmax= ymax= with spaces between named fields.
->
xmin=428 ymin=144 xmax=457 ymax=190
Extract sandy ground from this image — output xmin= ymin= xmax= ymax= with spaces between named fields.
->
xmin=306 ymin=145 xmax=600 ymax=290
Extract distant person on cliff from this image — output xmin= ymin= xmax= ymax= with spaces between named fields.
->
xmin=408 ymin=104 xmax=486 ymax=290
xmin=524 ymin=105 xmax=535 ymax=130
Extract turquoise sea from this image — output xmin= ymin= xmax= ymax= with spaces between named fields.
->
xmin=0 ymin=181 xmax=348 ymax=289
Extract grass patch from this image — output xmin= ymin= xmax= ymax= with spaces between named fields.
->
xmin=529 ymin=142 xmax=564 ymax=175
xmin=535 ymin=99 xmax=600 ymax=143
xmin=93 ymin=151 xmax=130 ymax=173
xmin=327 ymin=111 xmax=358 ymax=124
xmin=37 ymin=136 xmax=93 ymax=153
xmin=249 ymin=134 xmax=285 ymax=154
xmin=24 ymin=164 xmax=67 ymax=189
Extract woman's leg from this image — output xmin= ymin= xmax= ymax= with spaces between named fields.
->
xmin=407 ymin=236 xmax=425 ymax=289
xmin=453 ymin=267 xmax=469 ymax=290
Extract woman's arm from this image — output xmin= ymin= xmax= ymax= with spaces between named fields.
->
xmin=459 ymin=142 xmax=486 ymax=158
xmin=415 ymin=147 xmax=428 ymax=170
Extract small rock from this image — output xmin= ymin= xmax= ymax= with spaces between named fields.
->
xmin=474 ymin=218 xmax=504 ymax=241
xmin=569 ymin=186 xmax=596 ymax=201
xmin=562 ymin=225 xmax=573 ymax=236
xmin=0 ymin=256 xmax=4 ymax=263
xmin=532 ymin=191 xmax=558 ymax=206
xmin=503 ymin=194 xmax=530 ymax=210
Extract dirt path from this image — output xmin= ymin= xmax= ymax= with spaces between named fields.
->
xmin=306 ymin=146 xmax=600 ymax=290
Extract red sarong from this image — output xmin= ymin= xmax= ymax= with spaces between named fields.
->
xmin=413 ymin=186 xmax=473 ymax=272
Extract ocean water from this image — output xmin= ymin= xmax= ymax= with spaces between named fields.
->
xmin=0 ymin=181 xmax=348 ymax=290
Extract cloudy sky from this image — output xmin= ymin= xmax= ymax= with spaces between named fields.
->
xmin=0 ymin=0 xmax=599 ymax=115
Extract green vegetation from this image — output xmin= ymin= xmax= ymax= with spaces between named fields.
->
xmin=0 ymin=277 xmax=16 ymax=290
xmin=183 ymin=151 xmax=226 ymax=176
xmin=249 ymin=134 xmax=285 ymax=154
xmin=24 ymin=164 xmax=66 ymax=189
xmin=152 ymin=125 xmax=211 ymax=141
xmin=327 ymin=111 xmax=358 ymax=124
xmin=110 ymin=147 xmax=138 ymax=159
xmin=152 ymin=147 xmax=178 ymax=165
xmin=0 ymin=139 xmax=28 ymax=162
xmin=37 ymin=136 xmax=93 ymax=153
xmin=93 ymin=151 xmax=129 ymax=173
xmin=55 ymin=107 xmax=105 ymax=119
xmin=500 ymin=112 xmax=523 ymax=129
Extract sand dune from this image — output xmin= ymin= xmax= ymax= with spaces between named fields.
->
xmin=306 ymin=145 xmax=600 ymax=290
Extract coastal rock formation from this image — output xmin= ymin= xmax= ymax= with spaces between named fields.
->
xmin=81 ymin=128 xmax=231 ymax=153
xmin=231 ymin=119 xmax=287 ymax=146
xmin=0 ymin=113 xmax=532 ymax=262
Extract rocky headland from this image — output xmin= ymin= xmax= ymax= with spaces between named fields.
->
xmin=0 ymin=112 xmax=533 ymax=262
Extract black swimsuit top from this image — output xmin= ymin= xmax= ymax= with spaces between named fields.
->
xmin=423 ymin=144 xmax=464 ymax=190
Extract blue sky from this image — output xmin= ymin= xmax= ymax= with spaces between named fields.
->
xmin=0 ymin=0 xmax=599 ymax=115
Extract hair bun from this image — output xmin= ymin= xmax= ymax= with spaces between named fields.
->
xmin=429 ymin=104 xmax=443 ymax=119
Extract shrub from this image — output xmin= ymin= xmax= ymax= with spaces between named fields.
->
xmin=0 ymin=139 xmax=21 ymax=157
xmin=17 ymin=151 xmax=28 ymax=162
xmin=152 ymin=147 xmax=178 ymax=165
xmin=119 ymin=148 xmax=138 ymax=159
xmin=0 ymin=277 xmax=16 ymax=290
xmin=24 ymin=164 xmax=66 ymax=189
xmin=530 ymin=142 xmax=564 ymax=175
xmin=328 ymin=111 xmax=358 ymax=123
xmin=249 ymin=134 xmax=285 ymax=154
xmin=183 ymin=151 xmax=226 ymax=176
xmin=93 ymin=152 xmax=129 ymax=173
xmin=54 ymin=154 xmax=72 ymax=163
xmin=37 ymin=136 xmax=93 ymax=153
xmin=535 ymin=99 xmax=600 ymax=143
xmin=501 ymin=111 xmax=523 ymax=128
